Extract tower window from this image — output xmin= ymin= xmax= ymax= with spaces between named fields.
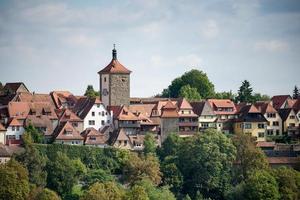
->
xmin=104 ymin=77 xmax=107 ymax=82
xmin=122 ymin=78 xmax=126 ymax=82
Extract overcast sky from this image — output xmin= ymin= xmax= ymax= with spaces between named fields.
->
xmin=0 ymin=0 xmax=299 ymax=97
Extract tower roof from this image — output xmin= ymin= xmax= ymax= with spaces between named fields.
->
xmin=98 ymin=46 xmax=131 ymax=74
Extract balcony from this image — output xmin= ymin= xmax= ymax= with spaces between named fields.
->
xmin=178 ymin=122 xmax=198 ymax=127
xmin=288 ymin=126 xmax=299 ymax=131
xmin=119 ymin=122 xmax=140 ymax=128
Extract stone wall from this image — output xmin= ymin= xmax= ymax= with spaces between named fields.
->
xmin=161 ymin=118 xmax=179 ymax=141
xmin=110 ymin=74 xmax=130 ymax=106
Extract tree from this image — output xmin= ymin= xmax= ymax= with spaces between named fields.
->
xmin=182 ymin=194 xmax=192 ymax=200
xmin=0 ymin=159 xmax=30 ymax=200
xmin=214 ymin=90 xmax=236 ymax=100
xmin=177 ymin=129 xmax=236 ymax=199
xmin=16 ymin=132 xmax=47 ymax=187
xmin=83 ymin=169 xmax=114 ymax=189
xmin=179 ymin=85 xmax=202 ymax=101
xmin=236 ymin=80 xmax=253 ymax=103
xmin=80 ymin=182 xmax=124 ymax=200
xmin=123 ymin=153 xmax=161 ymax=186
xmin=31 ymin=188 xmax=61 ymax=200
xmin=293 ymin=85 xmax=299 ymax=99
xmin=161 ymin=69 xmax=215 ymax=99
xmin=244 ymin=170 xmax=280 ymax=200
xmin=84 ymin=85 xmax=99 ymax=98
xmin=252 ymin=93 xmax=270 ymax=102
xmin=272 ymin=167 xmax=300 ymax=200
xmin=24 ymin=124 xmax=44 ymax=143
xmin=143 ymin=133 xmax=157 ymax=155
xmin=158 ymin=133 xmax=182 ymax=160
xmin=46 ymin=152 xmax=79 ymax=197
xmin=232 ymin=133 xmax=269 ymax=182
xmin=126 ymin=185 xmax=149 ymax=200
xmin=0 ymin=81 xmax=3 ymax=92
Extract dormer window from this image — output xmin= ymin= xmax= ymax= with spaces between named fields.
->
xmin=64 ymin=130 xmax=72 ymax=135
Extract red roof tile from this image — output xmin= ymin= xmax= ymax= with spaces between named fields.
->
xmin=271 ymin=95 xmax=291 ymax=109
xmin=54 ymin=122 xmax=84 ymax=140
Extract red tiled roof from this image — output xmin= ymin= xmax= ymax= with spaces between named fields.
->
xmin=0 ymin=123 xmax=6 ymax=131
xmin=208 ymin=99 xmax=236 ymax=115
xmin=98 ymin=59 xmax=131 ymax=74
xmin=293 ymin=99 xmax=300 ymax=111
xmin=271 ymin=95 xmax=291 ymax=109
xmin=54 ymin=122 xmax=83 ymax=140
xmin=254 ymin=102 xmax=277 ymax=114
xmin=161 ymin=100 xmax=179 ymax=118
xmin=8 ymin=118 xmax=22 ymax=126
xmin=81 ymin=127 xmax=109 ymax=145
xmin=178 ymin=98 xmax=193 ymax=110
xmin=57 ymin=108 xmax=83 ymax=122
xmin=73 ymin=97 xmax=102 ymax=119
xmin=50 ymin=91 xmax=78 ymax=109
xmin=3 ymin=82 xmax=29 ymax=93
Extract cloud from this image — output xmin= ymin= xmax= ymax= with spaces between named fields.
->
xmin=201 ymin=19 xmax=219 ymax=39
xmin=64 ymin=34 xmax=100 ymax=47
xmin=150 ymin=54 xmax=202 ymax=68
xmin=254 ymin=40 xmax=289 ymax=52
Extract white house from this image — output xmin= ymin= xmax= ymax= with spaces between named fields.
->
xmin=6 ymin=118 xmax=25 ymax=145
xmin=0 ymin=123 xmax=6 ymax=144
xmin=73 ymin=97 xmax=112 ymax=131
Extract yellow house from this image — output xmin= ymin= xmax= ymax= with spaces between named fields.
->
xmin=278 ymin=108 xmax=299 ymax=136
xmin=234 ymin=104 xmax=268 ymax=142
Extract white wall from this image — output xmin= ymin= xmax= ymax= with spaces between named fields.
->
xmin=83 ymin=104 xmax=112 ymax=131
xmin=0 ymin=131 xmax=5 ymax=144
xmin=6 ymin=126 xmax=25 ymax=140
xmin=100 ymin=74 xmax=110 ymax=108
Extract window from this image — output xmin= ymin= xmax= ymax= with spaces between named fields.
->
xmin=124 ymin=140 xmax=127 ymax=145
xmin=276 ymin=130 xmax=280 ymax=135
xmin=244 ymin=123 xmax=252 ymax=129
xmin=258 ymin=132 xmax=265 ymax=138
xmin=107 ymin=120 xmax=110 ymax=123
xmin=97 ymin=104 xmax=100 ymax=108
xmin=290 ymin=115 xmax=295 ymax=119
xmin=101 ymin=120 xmax=105 ymax=125
xmin=16 ymin=126 xmax=20 ymax=131
xmin=267 ymin=130 xmax=273 ymax=135
xmin=75 ymin=141 xmax=78 ymax=144
xmin=267 ymin=113 xmax=276 ymax=118
xmin=104 ymin=77 xmax=107 ymax=82
xmin=258 ymin=123 xmax=265 ymax=129
xmin=72 ymin=122 xmax=78 ymax=127
xmin=12 ymin=126 xmax=15 ymax=131
xmin=102 ymin=111 xmax=105 ymax=116
xmin=92 ymin=112 xmax=95 ymax=116
xmin=72 ymin=141 xmax=74 ymax=144
xmin=273 ymin=121 xmax=279 ymax=126
xmin=88 ymin=120 xmax=95 ymax=125
xmin=90 ymin=137 xmax=96 ymax=140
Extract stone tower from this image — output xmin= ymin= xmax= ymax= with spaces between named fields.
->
xmin=160 ymin=100 xmax=179 ymax=141
xmin=98 ymin=46 xmax=131 ymax=108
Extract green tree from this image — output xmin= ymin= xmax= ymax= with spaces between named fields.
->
xmin=182 ymin=194 xmax=192 ymax=200
xmin=46 ymin=152 xmax=79 ymax=197
xmin=177 ymin=129 xmax=236 ymax=199
xmin=84 ymin=85 xmax=99 ymax=98
xmin=16 ymin=132 xmax=47 ymax=187
xmin=126 ymin=185 xmax=149 ymax=200
xmin=232 ymin=133 xmax=269 ymax=182
xmin=179 ymin=84 xmax=202 ymax=101
xmin=31 ymin=188 xmax=61 ymax=200
xmin=80 ymin=182 xmax=124 ymax=200
xmin=272 ymin=167 xmax=300 ymax=200
xmin=161 ymin=69 xmax=215 ymax=99
xmin=293 ymin=85 xmax=299 ymax=99
xmin=123 ymin=153 xmax=161 ymax=186
xmin=236 ymin=80 xmax=253 ymax=103
xmin=143 ymin=133 xmax=157 ymax=155
xmin=158 ymin=133 xmax=182 ymax=160
xmin=0 ymin=159 xmax=30 ymax=200
xmin=0 ymin=81 xmax=3 ymax=92
xmin=244 ymin=170 xmax=280 ymax=200
xmin=24 ymin=124 xmax=44 ymax=143
xmin=83 ymin=169 xmax=114 ymax=189
xmin=214 ymin=90 xmax=236 ymax=100
xmin=161 ymin=159 xmax=183 ymax=196
xmin=252 ymin=93 xmax=270 ymax=102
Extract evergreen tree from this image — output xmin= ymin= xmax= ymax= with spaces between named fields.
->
xmin=293 ymin=85 xmax=299 ymax=99
xmin=236 ymin=80 xmax=253 ymax=103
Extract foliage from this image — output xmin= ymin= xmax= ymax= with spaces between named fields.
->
xmin=161 ymin=159 xmax=183 ymax=196
xmin=232 ymin=133 xmax=269 ymax=182
xmin=0 ymin=81 xmax=3 ymax=92
xmin=272 ymin=167 xmax=300 ymax=200
xmin=84 ymin=85 xmax=99 ymax=98
xmin=236 ymin=80 xmax=253 ymax=103
xmin=157 ymin=133 xmax=182 ymax=160
xmin=126 ymin=185 xmax=149 ymax=200
xmin=80 ymin=182 xmax=125 ymax=200
xmin=143 ymin=133 xmax=157 ymax=155
xmin=214 ymin=90 xmax=236 ymax=100
xmin=182 ymin=194 xmax=192 ymax=200
xmin=293 ymin=85 xmax=299 ymax=99
xmin=30 ymin=188 xmax=61 ymax=200
xmin=25 ymin=124 xmax=44 ymax=143
xmin=244 ymin=170 xmax=280 ymax=200
xmin=177 ymin=129 xmax=236 ymax=199
xmin=123 ymin=153 xmax=162 ymax=186
xmin=82 ymin=169 xmax=115 ymax=189
xmin=179 ymin=84 xmax=202 ymax=101
xmin=0 ymin=159 xmax=30 ymax=200
xmin=161 ymin=69 xmax=215 ymax=99
xmin=46 ymin=152 xmax=81 ymax=197
xmin=16 ymin=132 xmax=47 ymax=187
xmin=252 ymin=93 xmax=270 ymax=102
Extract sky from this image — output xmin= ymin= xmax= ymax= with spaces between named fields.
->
xmin=0 ymin=0 xmax=299 ymax=97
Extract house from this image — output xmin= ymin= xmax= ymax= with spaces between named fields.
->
xmin=160 ymin=100 xmax=179 ymax=141
xmin=177 ymin=98 xmax=198 ymax=136
xmin=108 ymin=105 xmax=140 ymax=135
xmin=234 ymin=104 xmax=268 ymax=141
xmin=53 ymin=121 xmax=84 ymax=145
xmin=207 ymin=99 xmax=237 ymax=133
xmin=0 ymin=144 xmax=12 ymax=164
xmin=271 ymin=95 xmax=292 ymax=110
xmin=2 ymin=82 xmax=30 ymax=95
xmin=191 ymin=101 xmax=217 ymax=131
xmin=278 ymin=108 xmax=299 ymax=136
xmin=0 ymin=123 xmax=6 ymax=144
xmin=56 ymin=108 xmax=84 ymax=133
xmin=50 ymin=91 xmax=78 ymax=109
xmin=6 ymin=118 xmax=25 ymax=145
xmin=255 ymin=102 xmax=282 ymax=136
xmin=81 ymin=127 xmax=110 ymax=147
xmin=110 ymin=128 xmax=132 ymax=150
xmin=73 ymin=97 xmax=112 ymax=131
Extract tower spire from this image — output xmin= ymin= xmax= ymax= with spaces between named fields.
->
xmin=112 ymin=44 xmax=117 ymax=60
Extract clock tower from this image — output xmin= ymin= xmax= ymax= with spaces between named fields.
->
xmin=98 ymin=46 xmax=131 ymax=108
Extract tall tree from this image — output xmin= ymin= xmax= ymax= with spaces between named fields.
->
xmin=80 ymin=182 xmax=125 ymax=200
xmin=161 ymin=69 xmax=215 ymax=99
xmin=293 ymin=85 xmax=299 ymax=99
xmin=126 ymin=185 xmax=149 ymax=200
xmin=143 ymin=133 xmax=157 ymax=155
xmin=24 ymin=124 xmax=44 ymax=143
xmin=236 ymin=80 xmax=253 ymax=103
xmin=158 ymin=133 xmax=182 ymax=160
xmin=178 ymin=129 xmax=236 ymax=199
xmin=0 ymin=81 xmax=3 ymax=92
xmin=30 ymin=188 xmax=61 ymax=200
xmin=179 ymin=85 xmax=202 ymax=101
xmin=84 ymin=85 xmax=100 ymax=98
xmin=252 ymin=93 xmax=270 ymax=102
xmin=16 ymin=132 xmax=47 ymax=187
xmin=232 ymin=133 xmax=269 ymax=182
xmin=0 ymin=159 xmax=30 ymax=200
xmin=214 ymin=90 xmax=236 ymax=100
